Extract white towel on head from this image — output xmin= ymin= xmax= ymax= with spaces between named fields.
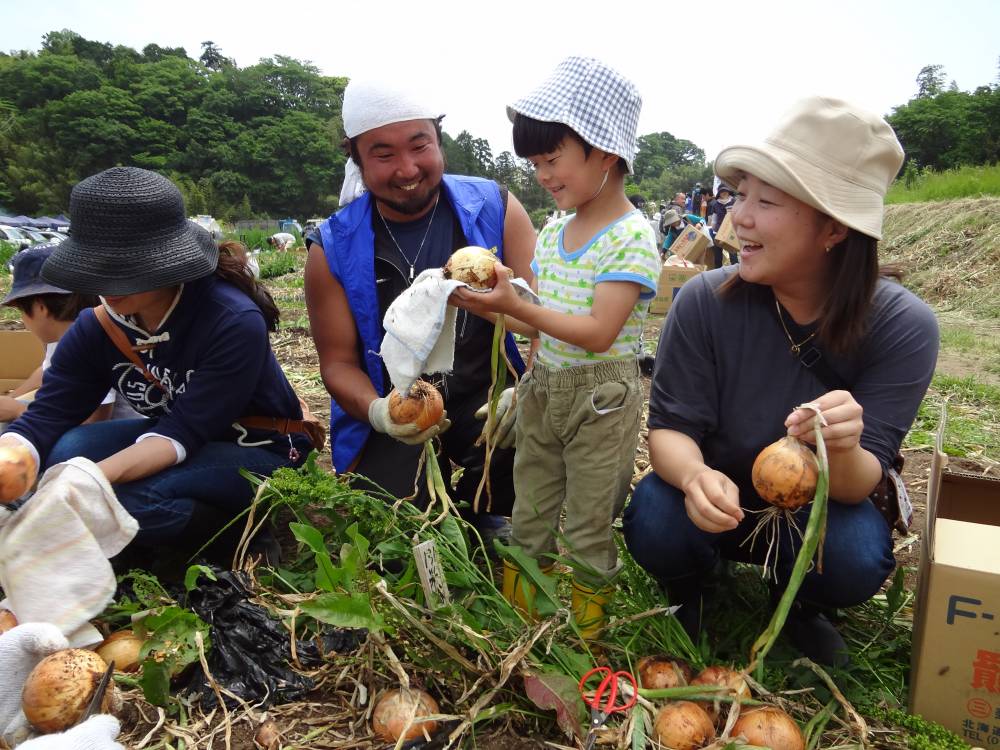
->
xmin=0 ymin=457 xmax=139 ymax=647
xmin=342 ymin=78 xmax=443 ymax=139
xmin=379 ymin=268 xmax=539 ymax=393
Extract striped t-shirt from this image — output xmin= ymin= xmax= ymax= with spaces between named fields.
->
xmin=530 ymin=210 xmax=660 ymax=368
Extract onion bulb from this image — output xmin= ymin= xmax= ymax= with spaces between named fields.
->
xmin=637 ymin=655 xmax=692 ymax=690
xmin=22 ymin=649 xmax=118 ymax=733
xmin=254 ymin=719 xmax=281 ymax=750
xmin=690 ymin=665 xmax=751 ymax=724
xmin=387 ymin=380 xmax=444 ymax=431
xmin=653 ymin=701 xmax=715 ymax=750
xmin=443 ymin=246 xmax=508 ymax=289
xmin=0 ymin=609 xmax=18 ymax=633
xmin=0 ymin=442 xmax=37 ymax=503
xmin=751 ymin=435 xmax=818 ymax=509
xmin=371 ymin=688 xmax=439 ymax=743
xmin=732 ymin=706 xmax=805 ymax=750
xmin=95 ymin=629 xmax=144 ymax=673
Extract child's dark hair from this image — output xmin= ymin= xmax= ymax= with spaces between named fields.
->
xmin=10 ymin=292 xmax=99 ymax=321
xmin=512 ymin=113 xmax=628 ymax=175
xmin=215 ymin=241 xmax=280 ymax=332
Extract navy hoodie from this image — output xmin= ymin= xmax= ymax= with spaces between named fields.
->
xmin=8 ymin=274 xmax=307 ymax=465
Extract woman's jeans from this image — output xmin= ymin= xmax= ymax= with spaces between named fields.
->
xmin=622 ymin=472 xmax=896 ymax=608
xmin=45 ymin=419 xmax=300 ymax=544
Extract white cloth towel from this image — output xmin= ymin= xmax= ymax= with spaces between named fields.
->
xmin=379 ymin=268 xmax=539 ymax=393
xmin=0 ymin=458 xmax=139 ymax=647
xmin=339 ymin=158 xmax=366 ymax=207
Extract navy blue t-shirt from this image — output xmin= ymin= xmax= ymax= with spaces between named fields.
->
xmin=8 ymin=274 xmax=307 ymax=464
xmin=647 ymin=267 xmax=939 ymax=506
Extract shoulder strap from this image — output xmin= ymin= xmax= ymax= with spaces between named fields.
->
xmin=797 ymin=343 xmax=850 ymax=392
xmin=93 ymin=305 xmax=169 ymax=395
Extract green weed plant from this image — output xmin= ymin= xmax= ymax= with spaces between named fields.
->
xmin=887 ymin=163 xmax=1000 ymax=203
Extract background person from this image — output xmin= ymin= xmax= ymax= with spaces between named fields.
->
xmin=268 ymin=232 xmax=296 ymax=252
xmin=622 ymin=97 xmax=938 ymax=666
xmin=0 ymin=244 xmax=138 ymax=431
xmin=0 ymin=167 xmax=316 ymax=565
xmin=303 ymin=78 xmax=536 ymax=545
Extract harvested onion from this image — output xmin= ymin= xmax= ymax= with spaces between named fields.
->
xmin=751 ymin=435 xmax=818 ymax=509
xmin=690 ymin=665 xmax=751 ymax=724
xmin=254 ymin=718 xmax=281 ymax=750
xmin=95 ymin=629 xmax=144 ymax=673
xmin=443 ymin=246 xmax=508 ymax=289
xmin=637 ymin=655 xmax=692 ymax=690
xmin=0 ymin=441 xmax=37 ymax=503
xmin=653 ymin=701 xmax=715 ymax=750
xmin=22 ymin=649 xmax=117 ymax=733
xmin=732 ymin=706 xmax=805 ymax=750
xmin=0 ymin=609 xmax=18 ymax=633
xmin=387 ymin=380 xmax=444 ymax=431
xmin=371 ymin=688 xmax=439 ymax=743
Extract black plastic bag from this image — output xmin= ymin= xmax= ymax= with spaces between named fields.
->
xmin=183 ymin=568 xmax=363 ymax=708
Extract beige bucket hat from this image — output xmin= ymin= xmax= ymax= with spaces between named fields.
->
xmin=714 ymin=96 xmax=904 ymax=239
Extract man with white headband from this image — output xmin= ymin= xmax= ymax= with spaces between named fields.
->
xmin=304 ymin=79 xmax=537 ymax=545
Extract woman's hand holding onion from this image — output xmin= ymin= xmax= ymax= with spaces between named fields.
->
xmin=784 ymin=390 xmax=864 ymax=453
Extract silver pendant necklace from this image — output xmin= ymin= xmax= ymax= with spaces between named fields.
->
xmin=376 ymin=196 xmax=440 ymax=282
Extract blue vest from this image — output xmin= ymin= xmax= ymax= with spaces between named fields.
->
xmin=318 ymin=174 xmax=525 ymax=472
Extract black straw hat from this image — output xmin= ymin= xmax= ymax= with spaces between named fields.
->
xmin=41 ymin=167 xmax=219 ymax=295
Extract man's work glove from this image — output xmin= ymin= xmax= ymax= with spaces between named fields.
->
xmin=368 ymin=397 xmax=450 ymax=446
xmin=474 ymin=387 xmax=517 ymax=449
xmin=0 ymin=623 xmax=69 ymax=744
xmin=17 ymin=715 xmax=124 ymax=750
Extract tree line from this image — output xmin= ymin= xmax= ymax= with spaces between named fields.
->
xmin=2 ymin=31 xmax=994 ymax=225
xmin=0 ymin=31 xmax=715 ymax=225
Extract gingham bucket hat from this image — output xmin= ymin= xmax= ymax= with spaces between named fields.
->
xmin=714 ymin=96 xmax=904 ymax=239
xmin=507 ymin=56 xmax=642 ymax=173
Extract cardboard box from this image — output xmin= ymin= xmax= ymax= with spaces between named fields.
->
xmin=668 ymin=224 xmax=711 ymax=265
xmin=649 ymin=263 xmax=703 ymax=315
xmin=909 ymin=409 xmax=1000 ymax=742
xmin=716 ymin=212 xmax=740 ymax=253
xmin=0 ymin=330 xmax=44 ymax=394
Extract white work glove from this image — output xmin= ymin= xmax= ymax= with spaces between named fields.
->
xmin=368 ymin=397 xmax=450 ymax=446
xmin=474 ymin=387 xmax=517 ymax=449
xmin=0 ymin=623 xmax=70 ymax=744
xmin=17 ymin=715 xmax=123 ymax=750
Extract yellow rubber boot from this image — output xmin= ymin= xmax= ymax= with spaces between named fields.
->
xmin=502 ymin=560 xmax=552 ymax=619
xmin=571 ymin=579 xmax=612 ymax=642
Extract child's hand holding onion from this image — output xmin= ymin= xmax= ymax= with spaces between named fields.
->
xmin=449 ymin=261 xmax=523 ymax=317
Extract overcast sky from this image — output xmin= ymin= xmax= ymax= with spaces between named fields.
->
xmin=3 ymin=0 xmax=998 ymax=163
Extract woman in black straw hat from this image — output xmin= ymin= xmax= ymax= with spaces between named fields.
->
xmin=0 ymin=167 xmax=318 ymax=563
xmin=622 ymin=97 xmax=939 ymax=666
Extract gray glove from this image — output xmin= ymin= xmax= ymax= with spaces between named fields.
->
xmin=0 ymin=623 xmax=70 ymax=744
xmin=474 ymin=387 xmax=517 ymax=449
xmin=17 ymin=715 xmax=123 ymax=750
xmin=368 ymin=397 xmax=450 ymax=446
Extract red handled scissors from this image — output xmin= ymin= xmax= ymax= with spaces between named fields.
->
xmin=578 ymin=666 xmax=637 ymax=750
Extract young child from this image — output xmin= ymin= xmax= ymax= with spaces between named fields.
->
xmin=0 ymin=243 xmax=135 ymax=431
xmin=452 ymin=57 xmax=660 ymax=640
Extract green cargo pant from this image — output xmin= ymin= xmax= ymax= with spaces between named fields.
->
xmin=511 ymin=358 xmax=642 ymax=587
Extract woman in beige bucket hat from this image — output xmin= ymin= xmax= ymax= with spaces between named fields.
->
xmin=622 ymin=96 xmax=940 ymax=666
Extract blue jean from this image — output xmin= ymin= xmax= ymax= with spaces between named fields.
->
xmin=45 ymin=419 xmax=301 ymax=544
xmin=622 ymin=472 xmax=895 ymax=608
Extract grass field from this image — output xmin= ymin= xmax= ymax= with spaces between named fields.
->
xmin=887 ymin=163 xmax=1000 ymax=204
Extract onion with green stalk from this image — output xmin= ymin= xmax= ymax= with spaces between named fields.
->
xmin=443 ymin=245 xmax=519 ymax=516
xmin=741 ymin=405 xmax=825 ymax=578
xmin=745 ymin=402 xmax=830 ymax=673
